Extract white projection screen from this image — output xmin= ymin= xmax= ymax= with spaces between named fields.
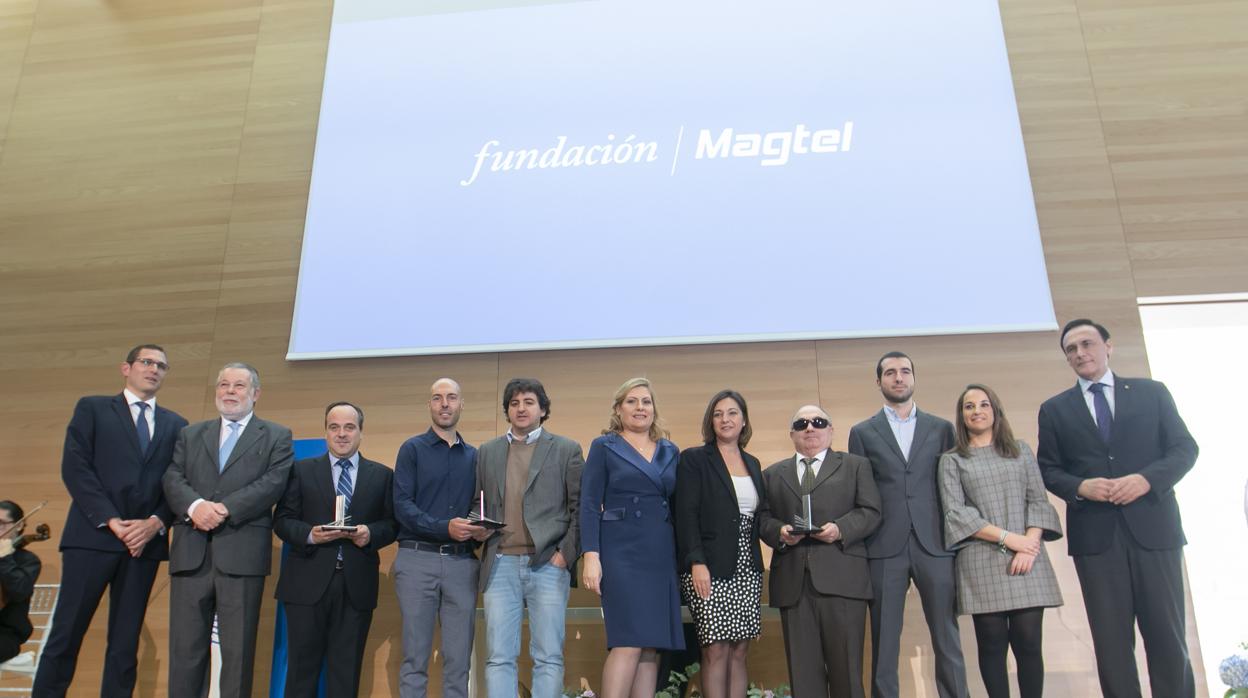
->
xmin=288 ymin=0 xmax=1056 ymax=359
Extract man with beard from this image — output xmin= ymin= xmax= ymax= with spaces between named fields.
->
xmin=848 ymin=352 xmax=967 ymax=698
xmin=162 ymin=362 xmax=294 ymax=698
xmin=393 ymin=378 xmax=480 ymax=698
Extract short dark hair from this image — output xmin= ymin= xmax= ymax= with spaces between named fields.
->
xmin=1059 ymin=318 xmax=1110 ymax=349
xmin=126 ymin=344 xmax=166 ymax=364
xmin=875 ymin=351 xmax=914 ymax=381
xmin=700 ymin=389 xmax=752 ymax=447
xmin=325 ymin=401 xmax=364 ymax=429
xmin=502 ymin=378 xmax=551 ymax=424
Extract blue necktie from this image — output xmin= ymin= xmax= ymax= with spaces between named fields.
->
xmin=336 ymin=459 xmax=353 ymax=562
xmin=1089 ymin=382 xmax=1113 ymax=444
xmin=336 ymin=459 xmax=354 ymax=514
xmin=219 ymin=421 xmax=241 ymax=472
xmin=134 ymin=402 xmax=151 ymax=455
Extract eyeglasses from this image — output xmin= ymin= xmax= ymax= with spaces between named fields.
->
xmin=134 ymin=358 xmax=170 ymax=372
xmin=791 ymin=417 xmax=830 ymax=431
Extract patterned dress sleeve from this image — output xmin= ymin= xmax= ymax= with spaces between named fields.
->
xmin=938 ymin=451 xmax=989 ymax=550
xmin=1019 ymin=441 xmax=1063 ymax=541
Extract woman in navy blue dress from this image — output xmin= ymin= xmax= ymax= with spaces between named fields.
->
xmin=581 ymin=377 xmax=684 ymax=698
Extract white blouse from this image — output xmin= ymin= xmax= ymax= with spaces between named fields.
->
xmin=732 ymin=475 xmax=758 ymax=515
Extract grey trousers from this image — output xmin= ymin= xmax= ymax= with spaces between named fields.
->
xmin=394 ymin=546 xmax=480 ymax=698
xmin=868 ymin=533 xmax=969 ymax=698
xmin=167 ymin=547 xmax=266 ymax=698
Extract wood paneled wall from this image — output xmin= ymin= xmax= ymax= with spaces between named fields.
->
xmin=1 ymin=0 xmax=1243 ymax=695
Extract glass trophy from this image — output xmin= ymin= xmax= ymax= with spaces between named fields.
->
xmin=790 ymin=493 xmax=819 ymax=535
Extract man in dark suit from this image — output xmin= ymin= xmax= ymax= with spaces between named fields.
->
xmin=162 ymin=362 xmax=293 ymax=698
xmin=758 ymin=405 xmax=882 ymax=698
xmin=474 ymin=378 xmax=583 ymax=698
xmin=1038 ymin=318 xmax=1198 ymax=698
xmin=848 ymin=352 xmax=968 ymax=698
xmin=33 ymin=344 xmax=188 ymax=698
xmin=274 ymin=401 xmax=397 ymax=698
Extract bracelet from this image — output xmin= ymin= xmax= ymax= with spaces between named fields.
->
xmin=997 ymin=529 xmax=1009 ymax=551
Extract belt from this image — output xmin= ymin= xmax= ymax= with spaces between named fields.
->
xmin=399 ymin=540 xmax=473 ymax=556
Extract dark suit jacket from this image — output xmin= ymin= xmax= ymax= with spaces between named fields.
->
xmin=1038 ymin=374 xmax=1197 ymax=555
xmin=674 ymin=443 xmax=765 ymax=578
xmin=273 ymin=454 xmax=397 ymax=610
xmin=758 ymin=451 xmax=882 ymax=608
xmin=161 ymin=415 xmax=294 ymax=576
xmin=848 ymin=409 xmax=955 ymax=559
xmin=474 ymin=429 xmax=584 ymax=591
xmin=59 ymin=395 xmax=188 ymax=561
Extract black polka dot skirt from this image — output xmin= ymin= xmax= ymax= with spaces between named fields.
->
xmin=680 ymin=513 xmax=763 ymax=645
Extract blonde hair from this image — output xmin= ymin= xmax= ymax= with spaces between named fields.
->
xmin=604 ymin=377 xmax=669 ymax=441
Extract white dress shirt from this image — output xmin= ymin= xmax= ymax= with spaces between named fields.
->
xmin=793 ymin=449 xmax=829 ymax=480
xmin=123 ymin=388 xmax=156 ymax=437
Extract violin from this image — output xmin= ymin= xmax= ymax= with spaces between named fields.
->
xmin=13 ymin=523 xmax=51 ymax=549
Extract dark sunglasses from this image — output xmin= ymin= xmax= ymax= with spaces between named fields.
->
xmin=791 ymin=417 xmax=830 ymax=431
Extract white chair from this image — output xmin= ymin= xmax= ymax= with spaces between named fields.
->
xmin=0 ymin=583 xmax=61 ymax=695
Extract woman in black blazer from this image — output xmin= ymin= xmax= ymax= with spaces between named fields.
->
xmin=674 ymin=389 xmax=766 ymax=698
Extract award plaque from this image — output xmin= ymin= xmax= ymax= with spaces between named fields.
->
xmin=468 ymin=490 xmax=505 ymax=529
xmin=320 ymin=494 xmax=357 ymax=532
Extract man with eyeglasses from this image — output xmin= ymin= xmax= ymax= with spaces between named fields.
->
xmin=758 ymin=405 xmax=882 ymax=698
xmin=162 ymin=362 xmax=294 ymax=698
xmin=1038 ymin=319 xmax=1198 ymax=698
xmin=32 ymin=344 xmax=188 ymax=698
xmin=847 ymin=351 xmax=968 ymax=698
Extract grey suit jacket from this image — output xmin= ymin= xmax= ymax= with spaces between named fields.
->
xmin=757 ymin=451 xmax=882 ymax=608
xmin=848 ymin=409 xmax=956 ymax=558
xmin=474 ymin=429 xmax=584 ymax=591
xmin=162 ymin=415 xmax=294 ymax=576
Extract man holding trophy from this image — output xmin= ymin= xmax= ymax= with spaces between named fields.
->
xmin=758 ymin=405 xmax=882 ymax=698
xmin=273 ymin=402 xmax=397 ymax=698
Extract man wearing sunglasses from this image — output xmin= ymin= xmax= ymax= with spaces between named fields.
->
xmin=758 ymin=405 xmax=882 ymax=698
xmin=33 ymin=345 xmax=188 ymax=698
xmin=848 ymin=351 xmax=967 ymax=698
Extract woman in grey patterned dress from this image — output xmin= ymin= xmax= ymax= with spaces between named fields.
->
xmin=938 ymin=384 xmax=1062 ymax=698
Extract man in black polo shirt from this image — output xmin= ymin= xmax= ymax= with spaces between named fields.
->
xmin=393 ymin=377 xmax=480 ymax=698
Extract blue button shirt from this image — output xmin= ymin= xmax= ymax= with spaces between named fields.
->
xmin=393 ymin=427 xmax=478 ymax=543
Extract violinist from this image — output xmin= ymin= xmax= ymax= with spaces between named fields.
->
xmin=0 ymin=500 xmax=42 ymax=664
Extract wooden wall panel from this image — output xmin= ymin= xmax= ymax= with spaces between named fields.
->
xmin=1 ymin=0 xmax=1241 ymax=694
xmin=0 ymin=0 xmax=36 ymax=157
xmin=1078 ymin=0 xmax=1248 ymax=297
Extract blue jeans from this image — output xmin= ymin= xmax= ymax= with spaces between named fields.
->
xmin=483 ymin=554 xmax=570 ymax=698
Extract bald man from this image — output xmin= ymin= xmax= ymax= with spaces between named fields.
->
xmin=392 ymin=379 xmax=481 ymax=698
